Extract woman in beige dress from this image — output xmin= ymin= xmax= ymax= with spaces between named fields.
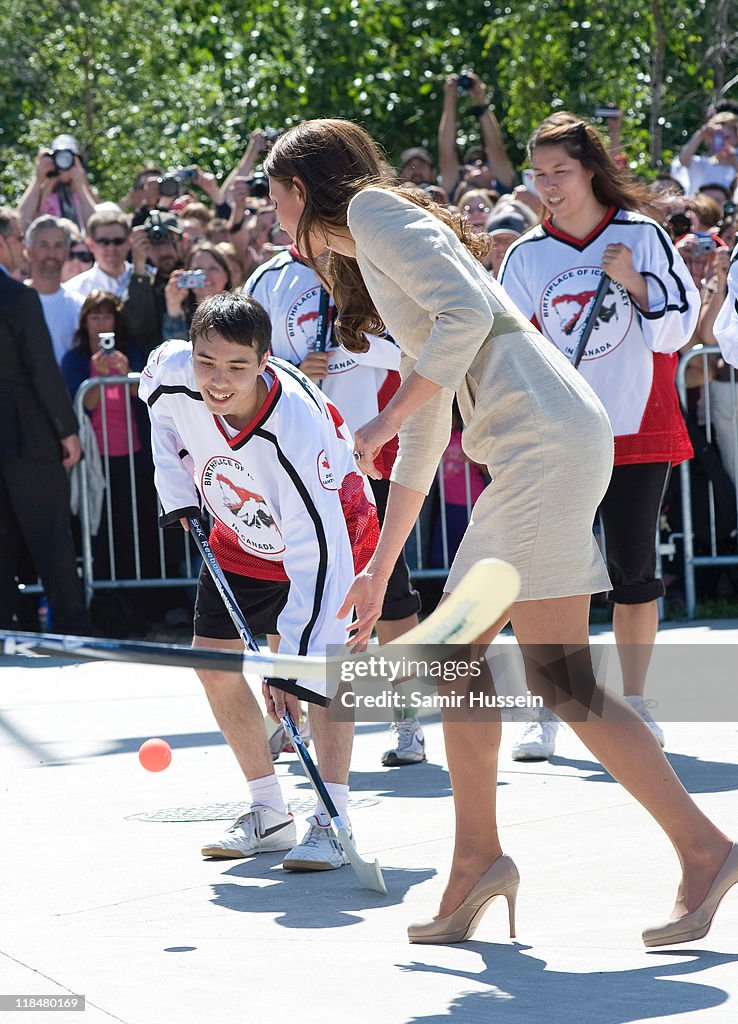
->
xmin=264 ymin=119 xmax=737 ymax=948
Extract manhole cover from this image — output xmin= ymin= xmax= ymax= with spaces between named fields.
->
xmin=127 ymin=796 xmax=380 ymax=822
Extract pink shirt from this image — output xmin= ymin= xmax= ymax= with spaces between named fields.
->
xmin=440 ymin=429 xmax=486 ymax=505
xmin=90 ymin=366 xmax=141 ymax=457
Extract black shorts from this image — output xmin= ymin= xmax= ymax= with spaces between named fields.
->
xmin=598 ymin=462 xmax=671 ymax=605
xmin=193 ymin=563 xmax=290 ymax=640
xmin=370 ymin=477 xmax=422 ymax=621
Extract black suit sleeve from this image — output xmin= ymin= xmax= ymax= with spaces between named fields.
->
xmin=18 ymin=287 xmax=79 ymax=440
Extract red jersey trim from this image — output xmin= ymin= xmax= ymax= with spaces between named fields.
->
xmin=543 ymin=206 xmax=618 ymax=250
xmin=613 ymin=352 xmax=693 ymax=467
xmin=213 ymin=370 xmax=281 ymax=449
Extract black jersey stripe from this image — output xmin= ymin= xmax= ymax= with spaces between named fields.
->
xmin=147 ymin=384 xmax=204 ymax=407
xmin=254 ymin=427 xmax=328 ymax=656
xmin=268 ymin=356 xmax=325 ymax=413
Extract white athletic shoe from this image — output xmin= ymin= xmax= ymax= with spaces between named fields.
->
xmin=282 ymin=816 xmax=349 ymax=872
xmin=381 ymin=717 xmax=427 ymax=766
xmin=511 ymin=707 xmax=560 ymax=761
xmin=201 ymin=804 xmax=296 ymax=859
xmin=624 ymin=695 xmax=666 ymax=748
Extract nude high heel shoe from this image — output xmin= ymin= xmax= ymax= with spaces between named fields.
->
xmin=407 ymin=855 xmax=520 ymax=945
xmin=643 ymin=843 xmax=738 ymax=947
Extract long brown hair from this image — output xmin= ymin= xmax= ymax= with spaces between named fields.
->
xmin=74 ymin=290 xmax=129 ymax=357
xmin=265 ymin=118 xmax=489 ymax=353
xmin=528 ymin=113 xmax=661 ymax=221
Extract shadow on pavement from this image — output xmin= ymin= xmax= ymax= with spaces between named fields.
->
xmin=547 ymin=751 xmax=738 ymax=795
xmin=398 ymin=946 xmax=738 ymax=1023
xmin=210 ymin=856 xmax=434 ymax=929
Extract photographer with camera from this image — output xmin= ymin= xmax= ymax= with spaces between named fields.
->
xmin=123 ymin=211 xmax=184 ymax=355
xmin=221 ymin=128 xmax=280 ymax=203
xmin=18 ymin=135 xmax=100 ymax=232
xmin=162 ymin=242 xmax=232 ymax=341
xmin=438 ymin=72 xmax=515 ymax=204
xmin=676 ymin=112 xmax=738 ymax=197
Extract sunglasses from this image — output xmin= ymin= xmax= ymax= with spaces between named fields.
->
xmin=94 ymin=236 xmax=128 ymax=247
xmin=69 ymin=250 xmax=94 ymax=263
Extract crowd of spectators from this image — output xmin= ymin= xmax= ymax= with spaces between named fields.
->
xmin=3 ymin=80 xmax=738 ymax=635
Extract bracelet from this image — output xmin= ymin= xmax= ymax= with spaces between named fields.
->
xmin=367 ymin=569 xmax=390 ymax=586
xmin=470 ymin=103 xmax=489 ymax=117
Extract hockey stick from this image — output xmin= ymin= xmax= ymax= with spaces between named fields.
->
xmin=571 ymin=273 xmax=611 ymax=369
xmin=1 ymin=559 xmax=520 ymax=684
xmin=187 ymin=516 xmax=387 ymax=894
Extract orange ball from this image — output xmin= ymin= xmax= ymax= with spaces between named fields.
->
xmin=138 ymin=738 xmax=172 ymax=772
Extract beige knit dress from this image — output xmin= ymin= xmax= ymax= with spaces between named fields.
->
xmin=347 ymin=188 xmax=613 ymax=601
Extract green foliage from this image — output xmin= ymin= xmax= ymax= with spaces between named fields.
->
xmin=0 ymin=0 xmax=733 ymax=204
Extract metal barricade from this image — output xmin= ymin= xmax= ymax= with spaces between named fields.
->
xmin=73 ymin=373 xmax=199 ymax=606
xmin=676 ymin=346 xmax=738 ymax=618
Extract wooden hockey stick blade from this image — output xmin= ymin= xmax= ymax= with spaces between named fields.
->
xmin=391 ymin=559 xmax=520 ymax=647
xmin=335 ymin=824 xmax=387 ymax=895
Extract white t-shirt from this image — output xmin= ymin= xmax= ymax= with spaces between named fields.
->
xmin=37 ymin=287 xmax=84 ymax=365
xmin=671 ymin=154 xmax=738 ymax=197
xmin=64 ymin=262 xmax=133 ymax=299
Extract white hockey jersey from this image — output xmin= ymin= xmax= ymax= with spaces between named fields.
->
xmin=245 ymin=247 xmax=402 ymax=476
xmin=499 ymin=207 xmax=698 ymax=466
xmin=714 ymin=244 xmax=738 ymax=367
xmin=139 ymin=340 xmax=379 ymax=665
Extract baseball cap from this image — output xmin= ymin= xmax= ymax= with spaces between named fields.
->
xmin=51 ymin=134 xmax=81 ymax=155
xmin=485 ymin=207 xmax=528 ymax=238
xmin=399 ymin=146 xmax=435 ymax=168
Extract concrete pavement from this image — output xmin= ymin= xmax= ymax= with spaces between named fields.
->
xmin=1 ymin=623 xmax=737 ymax=1024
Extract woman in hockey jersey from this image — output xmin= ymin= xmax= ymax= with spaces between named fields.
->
xmin=499 ymin=114 xmax=699 ymax=755
xmin=264 ymin=118 xmax=737 ymax=949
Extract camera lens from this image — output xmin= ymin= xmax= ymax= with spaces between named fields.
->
xmin=158 ymin=175 xmax=181 ymax=198
xmin=53 ymin=149 xmax=75 ymax=171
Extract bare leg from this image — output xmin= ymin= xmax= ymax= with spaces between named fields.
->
xmin=511 ymin=595 xmax=732 ymax=918
xmin=193 ymin=635 xmax=274 ymax=781
xmin=308 ymin=704 xmax=354 ymax=786
xmin=437 ymin=611 xmax=509 ymax=918
xmin=613 ymin=600 xmax=659 ymax=697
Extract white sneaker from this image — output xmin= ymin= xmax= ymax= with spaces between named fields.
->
xmin=624 ymin=695 xmax=666 ymax=748
xmin=381 ymin=716 xmax=427 ymax=766
xmin=201 ymin=804 xmax=296 ymax=859
xmin=511 ymin=707 xmax=559 ymax=761
xmin=282 ymin=816 xmax=349 ymax=872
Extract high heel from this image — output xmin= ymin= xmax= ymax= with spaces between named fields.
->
xmin=643 ymin=842 xmax=738 ymax=947
xmin=407 ymin=854 xmax=520 ymax=945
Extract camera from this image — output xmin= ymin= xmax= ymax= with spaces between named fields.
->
xmin=694 ymin=235 xmax=716 ymax=256
xmin=52 ymin=148 xmax=75 ymax=171
xmin=145 ymin=210 xmax=169 ymax=245
xmin=261 ymin=128 xmax=282 ymax=143
xmin=177 ymin=269 xmax=207 ymax=290
xmin=177 ymin=166 xmax=198 ymax=183
xmin=98 ymin=333 xmax=116 ymax=353
xmin=158 ymin=174 xmax=181 ymax=198
xmin=245 ymin=174 xmax=269 ymax=199
xmin=710 ymin=129 xmax=726 ymax=154
xmin=723 ymin=200 xmax=737 ymax=219
xmin=594 ymin=103 xmax=621 ymax=119
xmin=456 ymin=73 xmax=473 ymax=95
